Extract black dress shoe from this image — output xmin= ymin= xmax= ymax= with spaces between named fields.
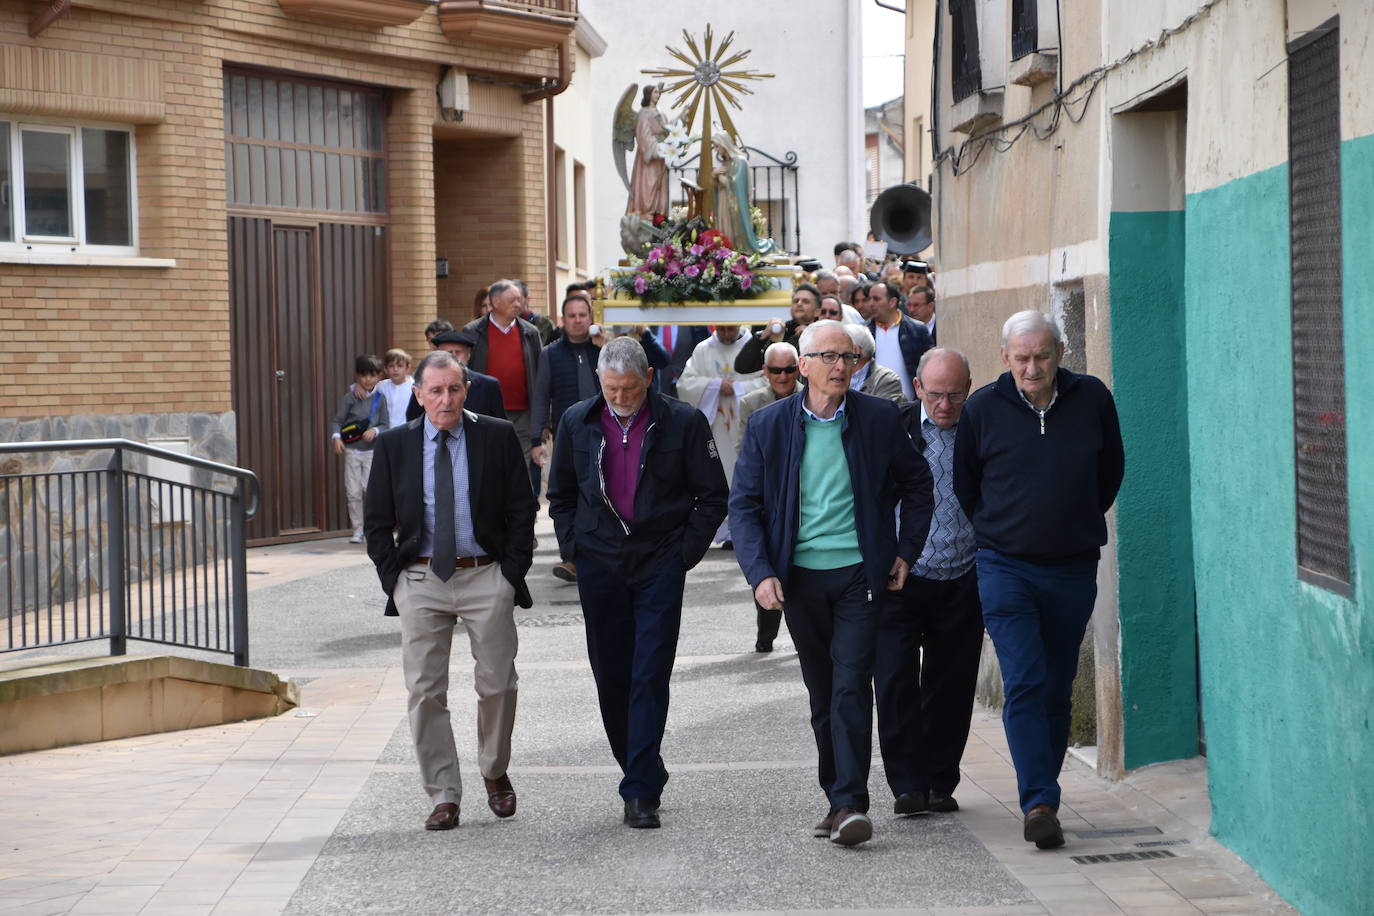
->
xmin=754 ymin=641 xmax=774 ymax=653
xmin=1023 ymin=805 xmax=1065 ymax=849
xmin=927 ymin=790 xmax=959 ymax=812
xmin=893 ymin=792 xmax=929 ymax=816
xmin=624 ymin=798 xmax=661 ymax=829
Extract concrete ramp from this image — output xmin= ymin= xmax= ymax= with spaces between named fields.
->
xmin=0 ymin=655 xmax=299 ymax=755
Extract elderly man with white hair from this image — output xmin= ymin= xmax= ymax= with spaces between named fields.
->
xmin=730 ymin=319 xmax=933 ymax=847
xmin=547 ymin=336 xmax=729 ymax=829
xmin=953 ymin=310 xmax=1124 ymax=851
xmin=846 ymin=323 xmax=906 ymax=404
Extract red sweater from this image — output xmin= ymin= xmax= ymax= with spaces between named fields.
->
xmin=487 ymin=321 xmax=529 ymax=410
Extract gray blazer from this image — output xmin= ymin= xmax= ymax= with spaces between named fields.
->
xmin=861 ymin=363 xmax=907 ymax=405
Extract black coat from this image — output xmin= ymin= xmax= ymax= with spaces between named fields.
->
xmin=406 ymin=370 xmax=506 ymax=422
xmin=953 ymin=368 xmax=1125 ymax=563
xmin=547 ymin=389 xmax=728 ymax=582
xmin=364 ymin=413 xmax=536 ymax=616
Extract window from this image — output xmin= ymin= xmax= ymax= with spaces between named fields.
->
xmin=1287 ymin=18 xmax=1349 ymax=595
xmin=223 ymin=70 xmax=386 ymax=214
xmin=553 ymin=145 xmax=567 ymax=263
xmin=1012 ymin=0 xmax=1038 ymax=60
xmin=573 ymin=160 xmax=587 ymax=270
xmin=0 ymin=118 xmax=135 ymax=253
xmin=950 ymin=0 xmax=983 ymax=102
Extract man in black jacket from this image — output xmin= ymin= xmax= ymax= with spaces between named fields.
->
xmin=954 ymin=310 xmax=1124 ymax=851
xmin=547 ymin=336 xmax=728 ymax=829
xmin=866 ymin=280 xmax=933 ymax=402
xmin=364 ymin=350 xmax=536 ymax=833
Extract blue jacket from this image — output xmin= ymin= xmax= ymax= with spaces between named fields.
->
xmin=547 ymin=389 xmax=728 ymax=581
xmin=729 ymin=390 xmax=934 ymax=599
xmin=953 ymin=368 xmax=1125 ymax=563
xmin=866 ymin=314 xmax=934 ymax=384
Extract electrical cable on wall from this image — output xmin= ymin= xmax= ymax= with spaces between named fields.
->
xmin=934 ymin=0 xmax=1226 ymax=176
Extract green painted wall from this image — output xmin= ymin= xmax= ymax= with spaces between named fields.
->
xmin=1183 ymin=147 xmax=1373 ymax=916
xmin=1108 ymin=209 xmax=1199 ymax=769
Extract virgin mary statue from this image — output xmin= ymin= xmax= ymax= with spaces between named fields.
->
xmin=711 ymin=132 xmax=775 ymax=255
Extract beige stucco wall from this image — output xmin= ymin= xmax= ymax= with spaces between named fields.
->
xmin=553 ymin=34 xmax=601 ymax=316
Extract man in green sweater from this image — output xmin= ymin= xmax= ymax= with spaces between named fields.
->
xmin=729 ymin=320 xmax=934 ymax=847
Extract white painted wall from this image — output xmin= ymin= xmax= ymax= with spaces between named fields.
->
xmin=553 ymin=19 xmax=607 ymax=303
xmin=579 ymin=0 xmax=864 ymax=269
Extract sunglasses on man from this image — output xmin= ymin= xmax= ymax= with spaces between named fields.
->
xmin=766 ymin=365 xmax=799 ymax=375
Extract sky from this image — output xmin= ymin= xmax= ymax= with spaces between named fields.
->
xmin=863 ymin=0 xmax=908 ymax=108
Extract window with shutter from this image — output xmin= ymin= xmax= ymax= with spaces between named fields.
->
xmin=951 ymin=0 xmax=983 ymax=103
xmin=1287 ymin=19 xmax=1350 ymax=595
xmin=1012 ymin=0 xmax=1039 ymax=60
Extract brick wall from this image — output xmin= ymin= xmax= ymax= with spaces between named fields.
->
xmin=0 ymin=0 xmax=557 ymax=420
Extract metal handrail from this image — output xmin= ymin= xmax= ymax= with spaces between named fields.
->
xmin=0 ymin=438 xmax=260 ymax=519
xmin=1 ymin=439 xmax=260 ymax=665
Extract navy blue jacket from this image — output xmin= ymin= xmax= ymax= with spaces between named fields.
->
xmin=953 ymin=368 xmax=1125 ymax=563
xmin=530 ymin=331 xmax=673 ymax=445
xmin=728 ymin=390 xmax=934 ymax=600
xmin=547 ymin=389 xmax=728 ymax=582
xmin=866 ymin=314 xmax=934 ymax=384
xmin=406 ymin=369 xmax=505 ymax=422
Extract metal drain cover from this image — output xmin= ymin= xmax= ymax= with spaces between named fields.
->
xmin=1071 ymin=850 xmax=1178 ymax=865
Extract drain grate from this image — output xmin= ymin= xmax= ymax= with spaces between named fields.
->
xmin=1071 ymin=826 xmax=1162 ymax=839
xmin=1071 ymin=850 xmax=1178 ymax=865
xmin=1135 ymin=839 xmax=1191 ymax=849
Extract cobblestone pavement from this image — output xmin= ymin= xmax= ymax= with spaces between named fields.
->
xmin=0 ymin=517 xmax=1301 ymax=915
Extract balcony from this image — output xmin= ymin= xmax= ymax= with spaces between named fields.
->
xmin=438 ymin=0 xmax=577 ymax=50
xmin=277 ymin=0 xmax=432 ymax=28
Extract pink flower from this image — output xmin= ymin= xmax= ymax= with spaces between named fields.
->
xmin=665 ymin=261 xmax=682 ymax=277
xmin=647 ymin=247 xmax=664 ymax=264
xmin=689 ymin=244 xmax=704 ymax=257
xmin=714 ymin=247 xmax=729 ymax=260
xmin=740 ymin=274 xmax=753 ymax=290
xmin=731 ymin=260 xmax=749 ymax=274
xmin=684 ymin=264 xmax=701 ymax=278
xmin=634 ymin=275 xmax=648 ymax=294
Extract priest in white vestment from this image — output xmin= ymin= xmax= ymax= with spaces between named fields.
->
xmin=675 ymin=325 xmax=765 ymax=545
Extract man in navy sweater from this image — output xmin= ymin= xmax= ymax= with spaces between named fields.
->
xmin=954 ymin=310 xmax=1124 ymax=851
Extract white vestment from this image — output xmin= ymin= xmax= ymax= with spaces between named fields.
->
xmin=676 ymin=331 xmax=765 ymax=539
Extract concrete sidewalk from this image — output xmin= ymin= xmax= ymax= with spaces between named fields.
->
xmin=0 ymin=520 xmax=1300 ymax=915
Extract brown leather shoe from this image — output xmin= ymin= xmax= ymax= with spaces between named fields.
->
xmin=424 ymin=802 xmax=459 ymax=831
xmin=812 ymin=810 xmax=837 ymax=838
xmin=484 ymin=774 xmax=517 ymax=818
xmin=1023 ymin=804 xmax=1064 ymax=849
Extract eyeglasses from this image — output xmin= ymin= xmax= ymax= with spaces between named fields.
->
xmin=820 ymin=310 xmax=842 ymax=319
xmin=922 ymin=390 xmax=967 ymax=405
xmin=803 ymin=351 xmax=861 ymax=366
xmin=766 ymin=365 xmax=799 ymax=375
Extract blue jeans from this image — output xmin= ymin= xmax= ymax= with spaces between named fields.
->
xmin=976 ymin=548 xmax=1097 ymax=813
xmin=784 ymin=564 xmax=877 ymax=812
xmin=575 ymin=554 xmax=686 ymax=802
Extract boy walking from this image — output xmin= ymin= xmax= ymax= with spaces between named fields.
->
xmin=332 ymin=354 xmax=389 ymax=544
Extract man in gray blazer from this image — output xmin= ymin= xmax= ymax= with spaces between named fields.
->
xmin=846 ymin=324 xmax=906 ymax=404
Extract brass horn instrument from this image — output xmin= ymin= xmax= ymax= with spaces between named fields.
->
xmin=869 ymin=183 xmax=933 ymax=255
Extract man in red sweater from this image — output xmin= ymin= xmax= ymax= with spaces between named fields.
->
xmin=462 ymin=279 xmax=544 ymax=480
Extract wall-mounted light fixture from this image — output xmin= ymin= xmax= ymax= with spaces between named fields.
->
xmin=436 ymin=257 xmax=449 ymax=279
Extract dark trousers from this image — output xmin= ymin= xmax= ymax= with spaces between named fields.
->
xmin=575 ymin=555 xmax=685 ymax=802
xmin=755 ymin=603 xmax=783 ymax=649
xmin=874 ymin=568 xmax=984 ymax=797
xmin=784 ymin=563 xmax=877 ymax=812
xmin=976 ymin=548 xmax=1097 ymax=813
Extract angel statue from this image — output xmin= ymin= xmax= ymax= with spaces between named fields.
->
xmin=614 ymin=83 xmax=672 ymax=220
xmin=711 ymin=131 xmax=775 ymax=256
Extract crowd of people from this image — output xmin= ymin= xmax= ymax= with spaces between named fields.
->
xmin=351 ymin=244 xmax=1124 ymax=855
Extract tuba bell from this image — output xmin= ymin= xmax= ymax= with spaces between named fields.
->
xmin=869 ymin=183 xmax=933 ymax=255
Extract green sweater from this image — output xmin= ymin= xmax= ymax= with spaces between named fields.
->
xmin=793 ymin=415 xmax=862 ymax=570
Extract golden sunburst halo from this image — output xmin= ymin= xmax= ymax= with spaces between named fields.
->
xmin=642 ymin=26 xmax=773 ymax=222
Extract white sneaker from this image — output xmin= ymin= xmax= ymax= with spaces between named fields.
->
xmin=349 ymin=531 xmax=364 ymax=544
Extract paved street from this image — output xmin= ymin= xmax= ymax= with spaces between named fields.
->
xmin=0 ymin=517 xmax=1299 ymax=915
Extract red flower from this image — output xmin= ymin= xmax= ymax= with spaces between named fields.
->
xmin=699 ymin=229 xmax=731 ymax=250
xmin=652 ymin=212 xmax=667 ymax=227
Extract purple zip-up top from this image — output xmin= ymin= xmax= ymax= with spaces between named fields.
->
xmin=599 ymin=401 xmax=650 ymax=526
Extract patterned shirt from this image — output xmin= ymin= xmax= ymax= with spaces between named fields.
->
xmin=911 ymin=403 xmax=976 ymax=579
xmin=419 ymin=416 xmax=485 ymax=558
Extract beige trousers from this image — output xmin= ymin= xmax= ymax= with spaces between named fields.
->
xmin=343 ymin=448 xmax=374 ymax=534
xmin=394 ymin=560 xmax=518 ymax=806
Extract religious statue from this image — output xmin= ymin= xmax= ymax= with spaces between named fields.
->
xmin=710 ymin=132 xmax=775 ymax=256
xmin=614 ymin=84 xmax=671 ymax=219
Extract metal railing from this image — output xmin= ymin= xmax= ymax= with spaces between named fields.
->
xmin=669 ymin=145 xmax=802 ymax=254
xmin=475 ymin=0 xmax=577 ymax=20
xmin=0 ymin=440 xmax=259 ymax=666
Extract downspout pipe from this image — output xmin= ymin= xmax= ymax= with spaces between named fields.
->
xmin=525 ymin=38 xmax=573 ymax=316
xmin=29 ymin=0 xmax=72 ymax=37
